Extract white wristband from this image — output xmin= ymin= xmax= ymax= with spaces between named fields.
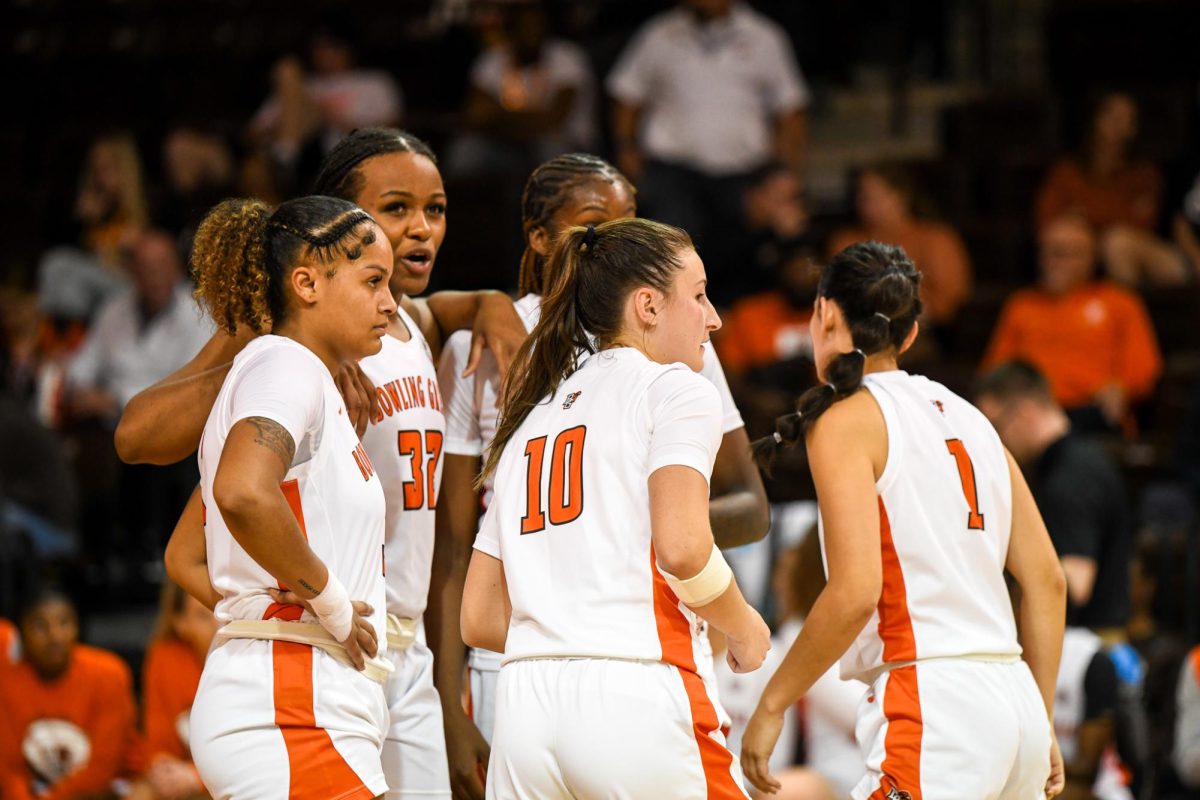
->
xmin=308 ymin=572 xmax=354 ymax=642
xmin=661 ymin=544 xmax=733 ymax=607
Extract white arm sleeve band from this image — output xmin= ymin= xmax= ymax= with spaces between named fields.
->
xmin=661 ymin=544 xmax=733 ymax=607
xmin=308 ymin=572 xmax=353 ymax=642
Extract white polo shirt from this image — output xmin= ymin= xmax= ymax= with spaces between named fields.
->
xmin=607 ymin=3 xmax=810 ymax=175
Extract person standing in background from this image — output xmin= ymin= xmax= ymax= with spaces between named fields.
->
xmin=607 ymin=0 xmax=809 ymax=292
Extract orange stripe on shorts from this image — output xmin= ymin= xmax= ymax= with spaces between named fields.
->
xmin=272 ymin=641 xmax=374 ymax=800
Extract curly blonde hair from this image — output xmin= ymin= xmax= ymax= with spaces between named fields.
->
xmin=191 ymin=196 xmax=375 ymax=334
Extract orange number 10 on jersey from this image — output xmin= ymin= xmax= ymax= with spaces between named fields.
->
xmin=522 ymin=426 xmax=587 ymax=534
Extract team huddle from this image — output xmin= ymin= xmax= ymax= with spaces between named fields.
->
xmin=115 ymin=128 xmax=1069 ymax=800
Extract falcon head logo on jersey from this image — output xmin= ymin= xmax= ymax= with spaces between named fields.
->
xmin=931 ymin=399 xmax=945 ymax=415
xmin=562 ymin=391 xmax=582 ymax=410
xmin=883 ymin=780 xmax=913 ymax=800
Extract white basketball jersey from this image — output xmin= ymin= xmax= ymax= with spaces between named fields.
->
xmin=830 ymin=370 xmax=1020 ymax=683
xmin=198 ymin=335 xmax=387 ymax=643
xmin=359 ymin=306 xmax=446 ymax=620
xmin=473 ymin=348 xmax=723 ymax=670
xmin=439 ymin=293 xmax=742 ymax=507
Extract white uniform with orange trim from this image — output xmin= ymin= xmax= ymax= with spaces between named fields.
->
xmin=834 ymin=370 xmax=1050 ymax=800
xmin=440 ymin=294 xmax=742 ymax=743
xmin=473 ymin=347 xmax=748 ymax=800
xmin=359 ymin=307 xmax=450 ymax=798
xmin=191 ymin=335 xmax=389 ymax=800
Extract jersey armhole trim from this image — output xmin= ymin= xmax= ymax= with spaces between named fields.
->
xmin=863 ymin=382 xmax=901 ymax=495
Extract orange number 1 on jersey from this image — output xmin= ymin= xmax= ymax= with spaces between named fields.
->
xmin=945 ymin=438 xmax=985 ymax=531
xmin=521 ymin=425 xmax=586 ymax=534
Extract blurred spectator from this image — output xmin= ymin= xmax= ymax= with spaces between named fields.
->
xmin=72 ymin=133 xmax=150 ymax=269
xmin=63 ymin=230 xmax=210 ymax=587
xmin=1172 ymin=165 xmax=1200 ymax=279
xmin=0 ymin=589 xmax=137 ymax=800
xmin=36 ymin=133 xmax=149 ymax=358
xmin=65 ymin=230 xmax=213 ymax=427
xmin=607 ymin=0 xmax=810 ymax=287
xmin=1054 ymin=626 xmax=1136 ymax=800
xmin=155 ymin=128 xmax=236 ymax=259
xmin=447 ymin=0 xmax=596 ymax=178
xmin=980 ymin=215 xmax=1162 ymax=433
xmin=1035 ymin=91 xmax=1187 ymax=286
xmin=1177 ymin=646 xmax=1200 ymax=790
xmin=827 ymin=163 xmax=973 ymax=332
xmin=127 ymin=582 xmax=215 ymax=800
xmin=975 ymin=361 xmax=1131 ymax=632
xmin=250 ymin=26 xmax=403 ymax=196
xmin=715 ymin=528 xmax=859 ymax=798
xmin=710 ymin=162 xmax=817 ymax=305
xmin=715 ymin=246 xmax=816 ymax=377
xmin=1128 ymin=531 xmax=1199 ymax=799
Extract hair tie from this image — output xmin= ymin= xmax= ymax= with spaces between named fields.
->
xmin=772 ymin=431 xmax=783 ymax=444
xmin=580 ymin=224 xmax=597 ymax=253
xmin=854 ymin=348 xmax=866 ymax=359
xmin=874 ymin=312 xmax=892 ymax=324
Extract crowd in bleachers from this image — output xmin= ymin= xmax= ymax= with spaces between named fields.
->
xmin=1 ymin=0 xmax=1199 ymax=798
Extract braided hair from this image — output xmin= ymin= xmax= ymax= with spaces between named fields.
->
xmin=313 ymin=128 xmax=437 ymax=202
xmin=191 ymin=195 xmax=376 ymax=334
xmin=518 ymin=154 xmax=636 ymax=296
xmin=752 ymin=241 xmax=923 ymax=470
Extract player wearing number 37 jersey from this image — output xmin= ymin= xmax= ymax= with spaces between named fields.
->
xmin=739 ymin=241 xmax=1069 ymax=800
xmin=462 ymin=218 xmax=771 ymax=800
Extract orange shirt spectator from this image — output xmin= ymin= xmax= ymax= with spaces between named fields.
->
xmin=142 ymin=638 xmax=204 ymax=765
xmin=981 ymin=216 xmax=1162 ymax=416
xmin=0 ymin=618 xmax=19 ymax=665
xmin=0 ymin=592 xmax=137 ymax=800
xmin=716 ymin=293 xmax=812 ymax=376
xmin=1035 ymin=158 xmax=1161 ymax=234
xmin=828 ymin=165 xmax=972 ymax=324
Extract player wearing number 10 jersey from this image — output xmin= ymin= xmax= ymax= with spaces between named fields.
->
xmin=462 ymin=219 xmax=771 ymax=799
xmin=739 ymin=241 xmax=1069 ymax=800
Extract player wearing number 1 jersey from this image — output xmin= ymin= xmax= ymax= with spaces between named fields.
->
xmin=740 ymin=242 xmax=1069 ymax=800
xmin=461 ymin=219 xmax=770 ymax=799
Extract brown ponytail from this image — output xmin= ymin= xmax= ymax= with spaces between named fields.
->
xmin=752 ymin=241 xmax=922 ymax=471
xmin=481 ymin=218 xmax=691 ymax=485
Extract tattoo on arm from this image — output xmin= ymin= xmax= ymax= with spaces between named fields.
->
xmin=298 ymin=578 xmax=320 ymax=596
xmin=245 ymin=416 xmax=296 ymax=472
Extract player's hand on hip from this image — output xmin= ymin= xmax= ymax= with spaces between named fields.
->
xmin=266 ymin=588 xmax=377 ymax=667
xmin=726 ymin=610 xmax=771 ymax=673
xmin=1045 ymin=732 xmax=1065 ymax=798
xmin=443 ymin=705 xmax=490 ymax=800
xmin=740 ymin=705 xmax=784 ymax=795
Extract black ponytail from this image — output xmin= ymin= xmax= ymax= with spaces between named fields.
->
xmin=752 ymin=241 xmax=922 ymax=469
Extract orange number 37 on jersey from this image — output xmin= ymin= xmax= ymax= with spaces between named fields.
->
xmin=522 ymin=426 xmax=587 ymax=534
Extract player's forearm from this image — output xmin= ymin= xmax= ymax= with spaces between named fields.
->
xmin=427 ymin=530 xmax=472 ymax=707
xmin=217 ymin=488 xmax=329 ymax=599
xmin=1017 ymin=577 xmax=1066 ymax=718
xmin=687 ymin=578 xmax=760 ymax=645
xmin=709 ymin=490 xmax=770 ymax=549
xmin=759 ymin=583 xmax=875 ymax=714
xmin=116 ymin=363 xmax=230 ymax=464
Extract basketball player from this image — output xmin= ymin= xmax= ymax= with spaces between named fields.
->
xmin=461 ymin=218 xmax=771 ymax=799
xmin=187 ymin=196 xmax=394 ymax=800
xmin=429 ymin=154 xmax=769 ymax=798
xmin=739 ymin=242 xmax=1068 ymax=799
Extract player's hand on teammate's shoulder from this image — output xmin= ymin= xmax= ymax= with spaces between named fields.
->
xmin=336 ymin=361 xmax=379 ymax=439
xmin=725 ymin=608 xmax=771 ymax=674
